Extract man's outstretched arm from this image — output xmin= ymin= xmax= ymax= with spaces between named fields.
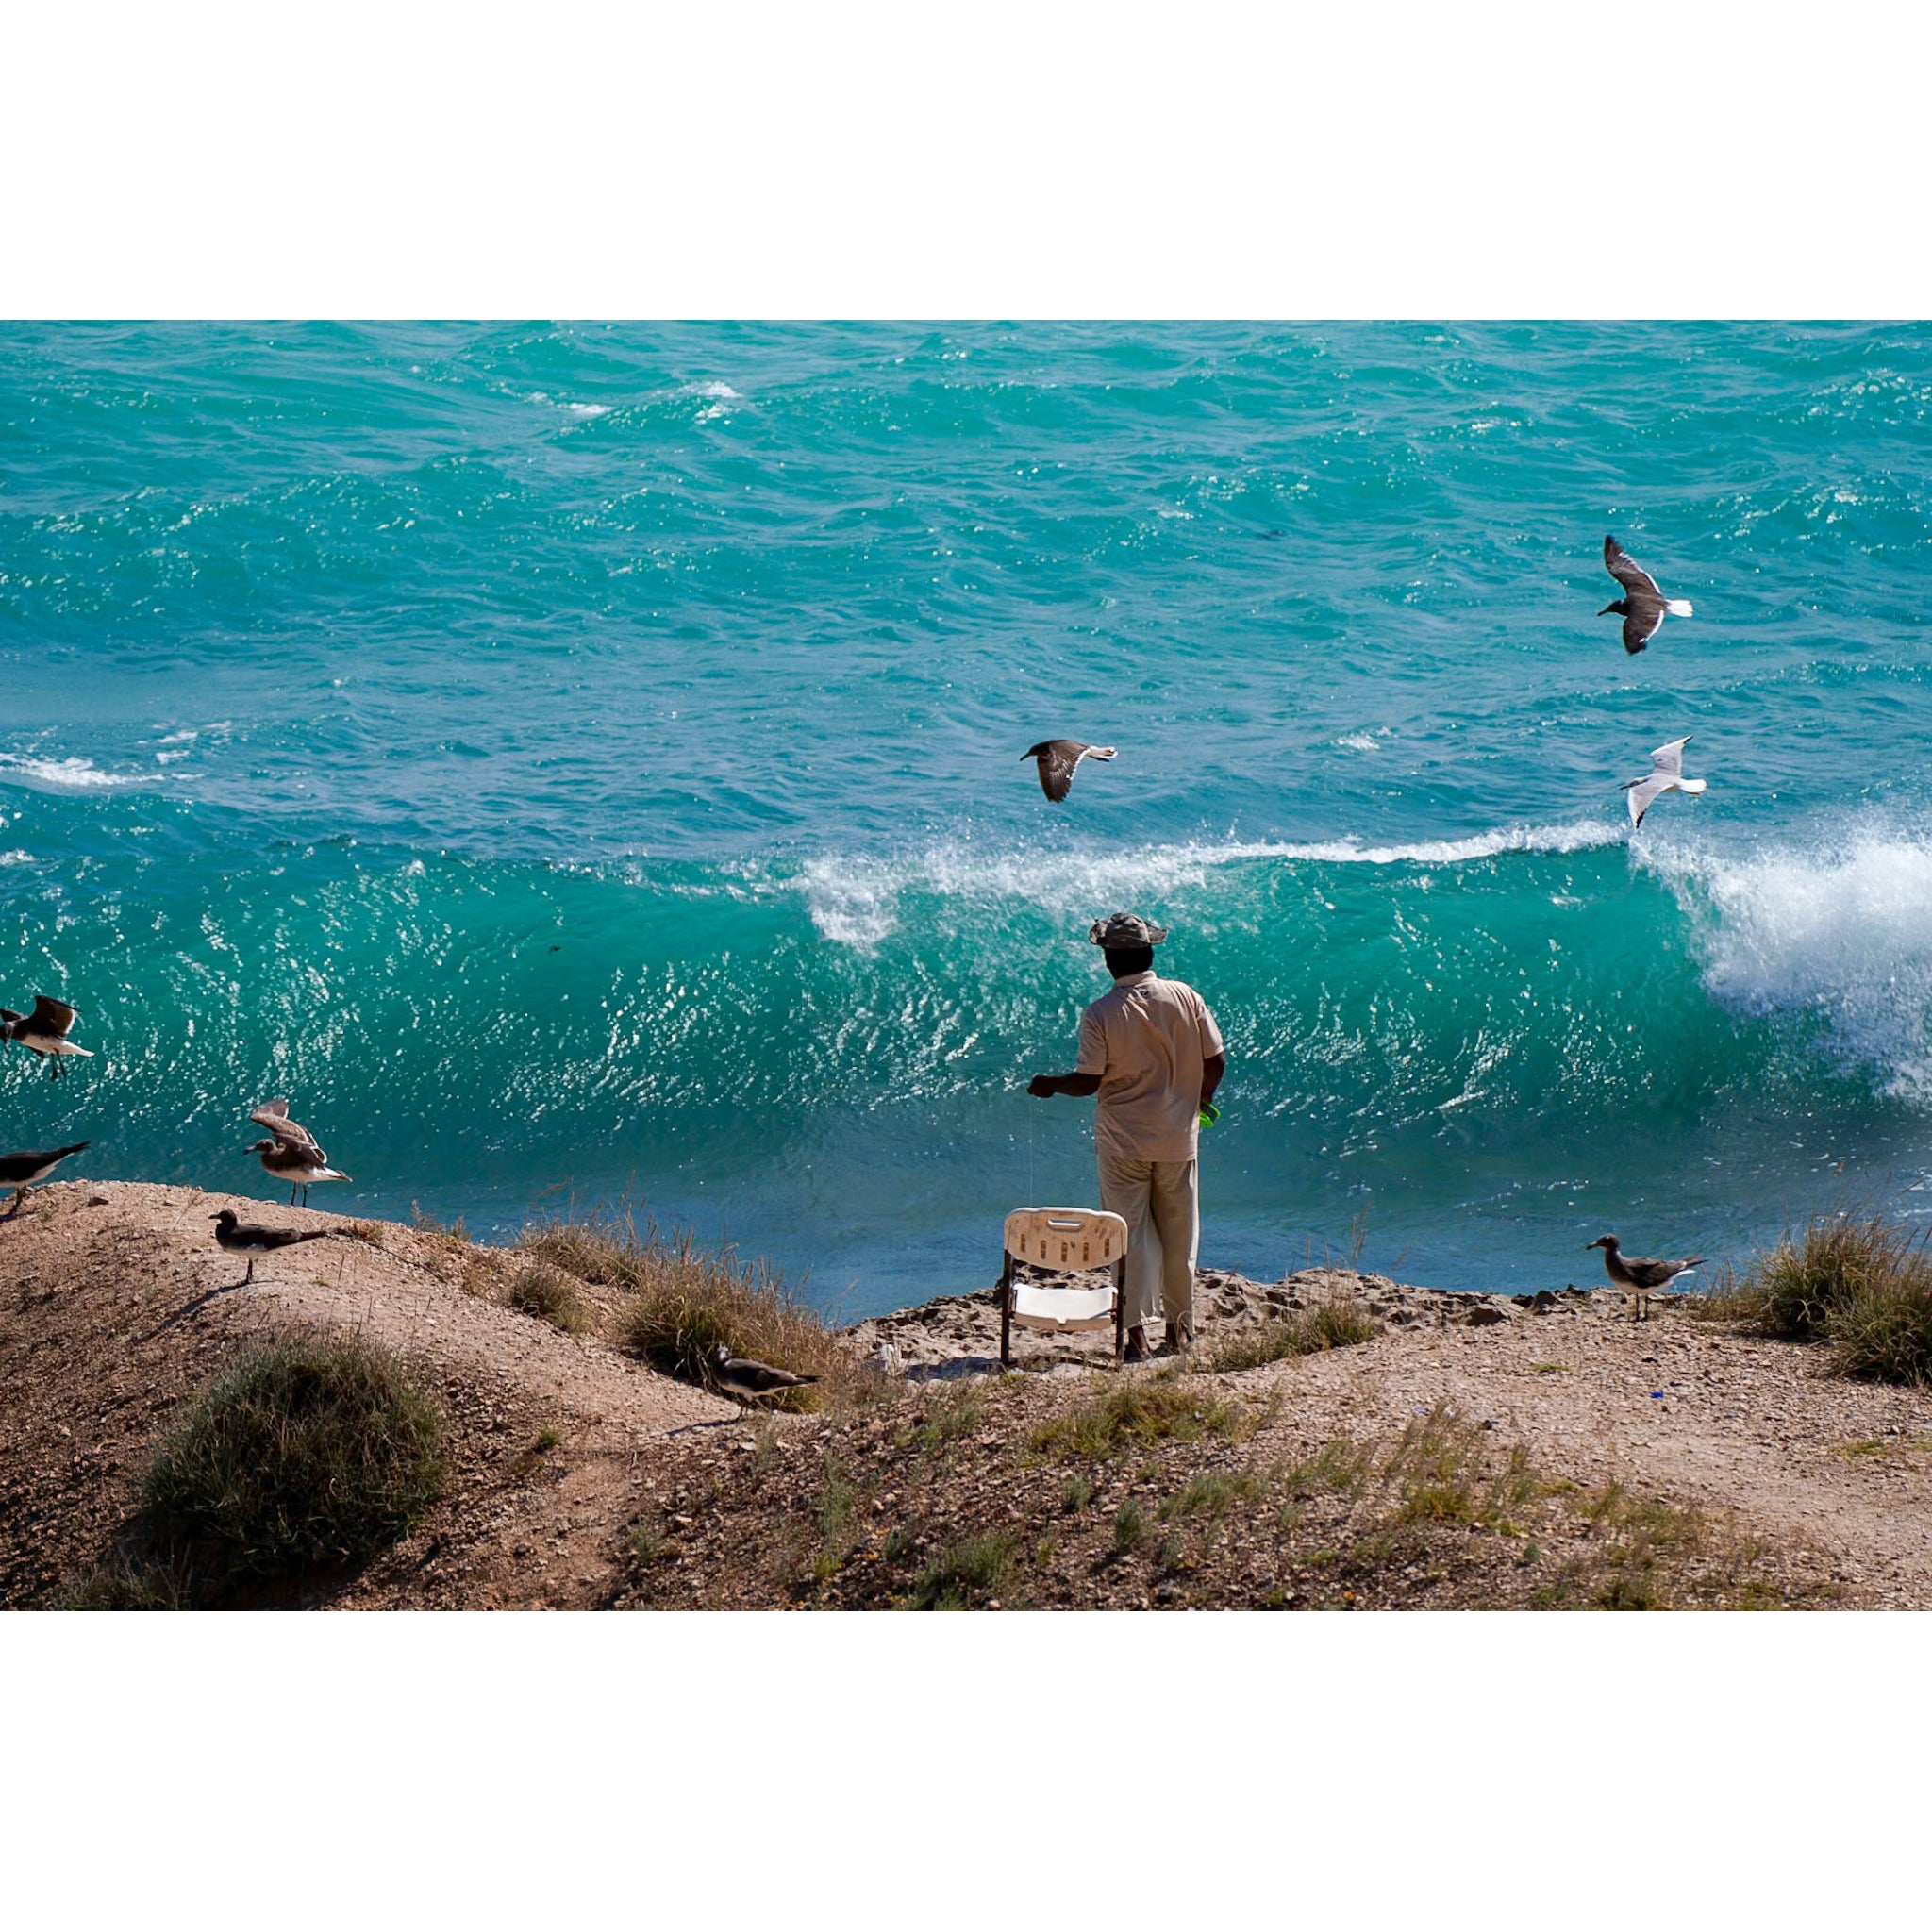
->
xmin=1028 ymin=1071 xmax=1102 ymax=1098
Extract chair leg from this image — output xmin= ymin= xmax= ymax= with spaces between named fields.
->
xmin=999 ymin=1254 xmax=1012 ymax=1368
xmin=1114 ymin=1257 xmax=1126 ymax=1363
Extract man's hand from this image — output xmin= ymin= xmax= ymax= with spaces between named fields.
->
xmin=1027 ymin=1074 xmax=1059 ymax=1098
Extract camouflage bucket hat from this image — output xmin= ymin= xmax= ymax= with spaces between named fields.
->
xmin=1089 ymin=911 xmax=1169 ymax=947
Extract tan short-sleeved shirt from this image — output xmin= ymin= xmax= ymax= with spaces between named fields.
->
xmin=1075 ymin=971 xmax=1224 ymax=1164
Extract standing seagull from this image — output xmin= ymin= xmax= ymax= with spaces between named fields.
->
xmin=209 ymin=1208 xmax=334 ymax=1286
xmin=247 ymin=1099 xmax=352 ymax=1205
xmin=1586 ymin=1234 xmax=1705 ymax=1322
xmin=1600 ymin=536 xmax=1693 ymax=654
xmin=709 ymin=1341 xmax=818 ymax=1416
xmin=0 ymin=1141 xmax=91 ymax=1218
xmin=0 ymin=996 xmax=92 ymax=1079
xmin=1622 ymin=735 xmax=1707 ymax=830
xmin=1023 ymin=740 xmax=1117 ymax=803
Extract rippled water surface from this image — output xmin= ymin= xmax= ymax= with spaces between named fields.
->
xmin=5 ymin=322 xmax=1930 ymax=1312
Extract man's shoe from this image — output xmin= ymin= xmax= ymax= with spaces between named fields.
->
xmin=1164 ymin=1318 xmax=1193 ymax=1354
xmin=1124 ymin=1324 xmax=1151 ymax=1363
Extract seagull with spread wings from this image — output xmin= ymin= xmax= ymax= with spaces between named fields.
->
xmin=1 ymin=995 xmax=92 ymax=1079
xmin=1600 ymin=535 xmax=1693 ymax=655
xmin=247 ymin=1099 xmax=353 ymax=1205
xmin=1022 ymin=739 xmax=1117 ymax=803
xmin=1622 ymin=736 xmax=1707 ymax=830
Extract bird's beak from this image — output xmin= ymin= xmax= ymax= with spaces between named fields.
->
xmin=1597 ymin=604 xmax=1618 ymax=617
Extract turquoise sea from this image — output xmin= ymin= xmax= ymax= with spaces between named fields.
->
xmin=4 ymin=322 xmax=1931 ymax=1316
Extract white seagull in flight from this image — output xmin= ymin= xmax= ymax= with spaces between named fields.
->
xmin=1623 ymin=736 xmax=1706 ymax=829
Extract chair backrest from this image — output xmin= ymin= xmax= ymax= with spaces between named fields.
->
xmin=1003 ymin=1207 xmax=1128 ymax=1274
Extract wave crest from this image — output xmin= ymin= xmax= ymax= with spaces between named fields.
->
xmin=794 ymin=820 xmax=1625 ymax=945
xmin=1646 ymin=821 xmax=1932 ymax=1103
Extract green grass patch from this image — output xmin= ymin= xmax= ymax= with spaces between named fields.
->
xmin=1159 ymin=1470 xmax=1261 ymax=1523
xmin=50 ymin=1557 xmax=190 ymax=1610
xmin=142 ymin=1331 xmax=444 ymax=1588
xmin=1205 ymin=1295 xmax=1381 ymax=1373
xmin=897 ymin=1387 xmax=986 ymax=1454
xmin=1029 ymin=1369 xmax=1251 ymax=1461
xmin=1279 ymin=1436 xmax=1375 ymax=1498
xmin=908 ymin=1533 xmax=1014 ymax=1609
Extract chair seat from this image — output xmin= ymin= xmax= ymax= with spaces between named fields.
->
xmin=1009 ymin=1283 xmax=1119 ymax=1333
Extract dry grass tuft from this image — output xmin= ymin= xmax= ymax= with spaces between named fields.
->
xmin=1699 ymin=1208 xmax=1932 ymax=1384
xmin=503 ymin=1262 xmax=589 ymax=1335
xmin=518 ymin=1204 xmax=854 ymax=1406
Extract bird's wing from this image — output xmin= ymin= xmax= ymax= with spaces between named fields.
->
xmin=1037 ymin=741 xmax=1085 ymax=803
xmin=1624 ymin=774 xmax=1674 ymax=828
xmin=250 ymin=1101 xmax=323 ymax=1158
xmin=1605 ymin=536 xmax=1663 ymax=598
xmin=1649 ymin=737 xmax=1691 ymax=777
xmin=729 ymin=1357 xmax=808 ymax=1391
xmin=28 ymin=995 xmax=77 ymax=1037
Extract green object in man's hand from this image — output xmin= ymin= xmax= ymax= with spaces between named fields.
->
xmin=1198 ymin=1102 xmax=1220 ymax=1127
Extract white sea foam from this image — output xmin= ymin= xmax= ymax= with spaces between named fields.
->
xmin=1643 ymin=819 xmax=1932 ymax=1103
xmin=0 ymin=848 xmax=32 ymax=865
xmin=687 ymin=381 xmax=740 ymax=401
xmin=794 ymin=820 xmax=1625 ymax=946
xmin=565 ymin=401 xmax=610 ymax=419
xmin=0 ymin=755 xmax=160 ymax=793
xmin=1333 ymin=731 xmax=1382 ymax=753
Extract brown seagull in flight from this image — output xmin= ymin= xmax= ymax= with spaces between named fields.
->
xmin=1600 ymin=536 xmax=1693 ymax=655
xmin=1023 ymin=740 xmax=1117 ymax=803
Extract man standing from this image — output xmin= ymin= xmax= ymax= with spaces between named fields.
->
xmin=1028 ymin=912 xmax=1225 ymax=1362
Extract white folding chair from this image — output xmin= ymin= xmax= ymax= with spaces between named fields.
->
xmin=999 ymin=1207 xmax=1129 ymax=1367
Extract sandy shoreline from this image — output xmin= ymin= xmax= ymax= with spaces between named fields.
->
xmin=5 ymin=1181 xmax=1930 ymax=1608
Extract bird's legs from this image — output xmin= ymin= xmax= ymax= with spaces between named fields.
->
xmin=289 ymin=1183 xmax=298 ymax=1206
xmin=6 ymin=1184 xmax=25 ymax=1219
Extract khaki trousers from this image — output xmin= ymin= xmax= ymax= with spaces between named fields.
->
xmin=1096 ymin=1150 xmax=1199 ymax=1333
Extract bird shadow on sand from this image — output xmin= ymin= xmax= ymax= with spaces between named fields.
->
xmin=136 ymin=1277 xmax=256 ymax=1342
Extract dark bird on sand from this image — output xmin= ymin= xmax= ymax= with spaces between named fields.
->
xmin=210 ymin=1208 xmax=334 ymax=1285
xmin=1 ymin=995 xmax=92 ymax=1078
xmin=1586 ymin=1233 xmax=1704 ymax=1322
xmin=1600 ymin=536 xmax=1693 ymax=654
xmin=710 ymin=1341 xmax=818 ymax=1414
xmin=247 ymin=1099 xmax=352 ymax=1205
xmin=0 ymin=1141 xmax=91 ymax=1217
xmin=1023 ymin=740 xmax=1117 ymax=803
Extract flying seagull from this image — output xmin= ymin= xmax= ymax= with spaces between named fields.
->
xmin=1586 ymin=1234 xmax=1705 ymax=1322
xmin=0 ymin=1141 xmax=90 ymax=1217
xmin=1023 ymin=740 xmax=1117 ymax=804
xmin=247 ymin=1099 xmax=352 ymax=1205
xmin=1601 ymin=536 xmax=1693 ymax=654
xmin=1 ymin=996 xmax=92 ymax=1079
xmin=1622 ymin=735 xmax=1707 ymax=830
xmin=709 ymin=1341 xmax=818 ymax=1415
xmin=210 ymin=1208 xmax=334 ymax=1285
